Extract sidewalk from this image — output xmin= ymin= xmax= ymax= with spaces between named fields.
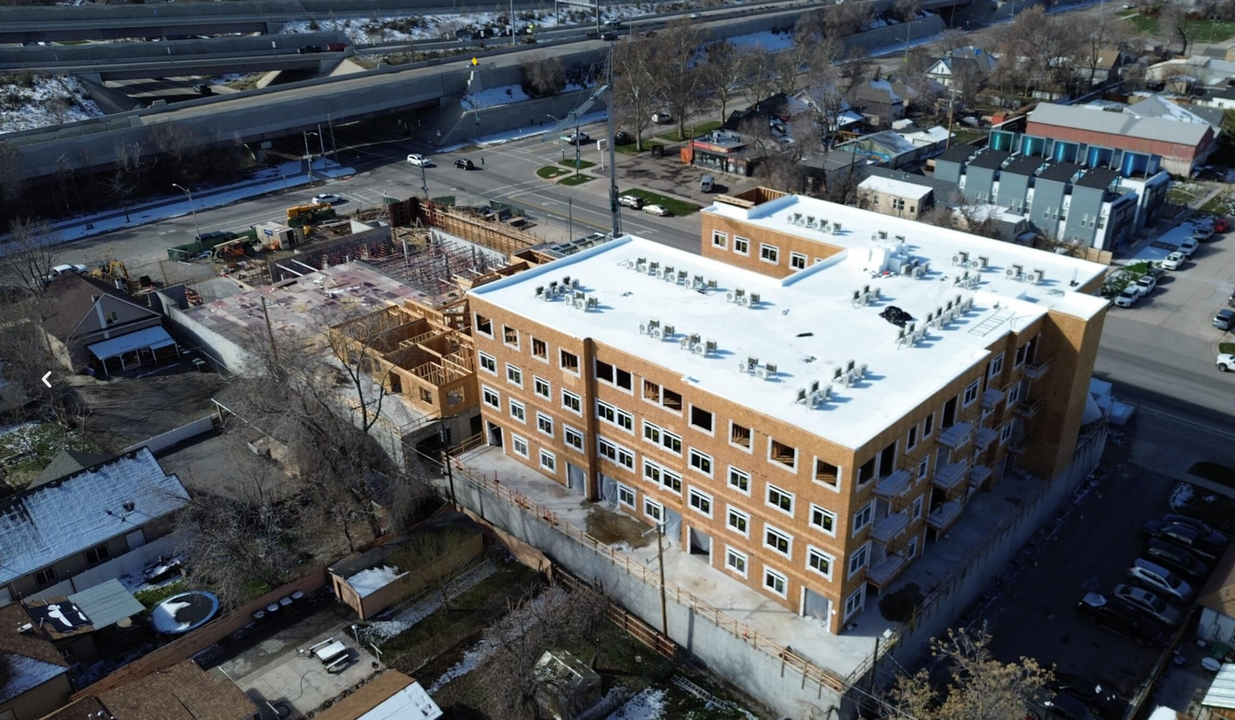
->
xmin=1113 ymin=184 xmax=1224 ymax=266
xmin=34 ymin=158 xmax=355 ymax=245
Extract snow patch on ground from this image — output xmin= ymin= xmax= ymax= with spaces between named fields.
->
xmin=1170 ymin=482 xmax=1195 ymax=511
xmin=363 ymin=559 xmax=497 ymax=643
xmin=727 ymin=31 xmax=795 ymax=52
xmin=151 ymin=599 xmax=194 ymax=632
xmin=604 ymin=688 xmax=667 ymax=720
xmin=462 ymin=84 xmax=531 ymax=110
xmin=347 ymin=565 xmax=408 ymax=598
xmin=0 ymin=75 xmax=103 ymax=134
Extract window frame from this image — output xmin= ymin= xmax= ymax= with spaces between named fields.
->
xmin=511 ymin=433 xmax=530 ymax=458
xmin=509 ymin=398 xmax=526 ymax=424
xmin=766 ymin=483 xmax=795 ymax=517
xmin=725 ymin=546 xmax=749 ymax=578
xmin=844 ymin=585 xmax=866 ymax=620
xmin=759 ymin=243 xmax=780 ymax=265
xmin=963 ymin=379 xmax=980 ymax=407
xmin=533 ymin=376 xmax=551 ymax=399
xmin=763 ymin=566 xmax=788 ymax=599
xmin=729 ymin=420 xmax=753 ymax=453
xmin=790 ymin=251 xmax=808 ymax=271
xmin=733 ymin=235 xmax=750 ymax=256
xmin=688 ymin=448 xmax=714 ymax=477
xmin=561 ymin=389 xmax=582 ymax=415
xmin=768 ymin=437 xmax=799 ymax=473
xmin=688 ymin=487 xmax=713 ymax=518
xmin=644 ymin=497 xmax=664 ymax=523
xmin=906 ymin=424 xmax=918 ymax=452
xmin=852 ymin=501 xmax=873 ymax=536
xmin=1007 ymin=382 xmax=1022 ymax=406
xmin=617 ymin=482 xmax=637 ymax=509
xmin=536 ymin=411 xmax=554 ymax=438
xmin=809 ymin=504 xmax=837 ymax=537
xmin=764 ymin=523 xmax=793 ymax=559
xmin=688 ymin=404 xmax=715 ymax=436
xmin=482 ymin=385 xmax=501 ymax=409
xmin=727 ymin=466 xmax=751 ymax=496
xmin=848 ymin=541 xmax=870 ymax=578
xmin=712 ymin=230 xmax=728 ymax=249
xmin=560 ymin=349 xmax=581 ymax=375
xmin=813 ymin=457 xmax=841 ymax=492
xmin=726 ymin=505 xmax=750 ymax=538
xmin=505 ymin=363 xmax=523 ymax=388
xmin=84 ymin=544 xmax=110 ymax=566
xmin=923 ymin=412 xmax=935 ymax=438
xmin=502 ymin=324 xmax=520 ymax=349
xmin=564 ymin=425 xmax=585 ymax=452
xmin=989 ymin=352 xmax=1005 ymax=379
xmin=531 ymin=337 xmax=549 ymax=362
xmin=539 ymin=448 xmax=557 ymax=473
xmin=474 ymin=313 xmax=493 ymax=337
xmin=478 ymin=351 xmax=497 ymax=376
xmin=806 ymin=545 xmax=834 ymax=580
xmin=1000 ymin=422 xmax=1014 ymax=444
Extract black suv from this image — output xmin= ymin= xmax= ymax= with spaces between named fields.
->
xmin=1144 ymin=520 xmax=1225 ymax=561
xmin=1076 ymin=592 xmax=1166 ymax=647
xmin=454 ymin=158 xmax=475 ymax=170
xmin=1049 ymin=674 xmax=1126 ymax=720
xmin=1144 ymin=538 xmax=1211 ymax=584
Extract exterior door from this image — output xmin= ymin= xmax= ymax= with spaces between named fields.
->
xmin=567 ymin=463 xmax=587 ymax=496
xmin=802 ymin=588 xmax=832 ymax=627
xmin=487 ymin=422 xmax=503 ymax=448
xmin=598 ymin=473 xmax=617 ymax=507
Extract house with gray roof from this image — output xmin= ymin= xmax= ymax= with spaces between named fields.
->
xmin=0 ymin=448 xmax=188 ymax=605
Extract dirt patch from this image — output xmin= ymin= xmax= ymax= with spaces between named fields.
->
xmin=585 ymin=506 xmax=653 ymax=548
xmin=73 ymin=370 xmax=228 ymax=451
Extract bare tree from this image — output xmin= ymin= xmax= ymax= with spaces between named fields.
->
xmin=393 ymin=523 xmax=480 ymax=613
xmin=894 ymin=0 xmax=921 ymax=22
xmin=1079 ymin=13 xmax=1135 ymax=89
xmin=1158 ymin=0 xmax=1190 ymax=55
xmin=882 ymin=626 xmax=1052 ymax=720
xmin=520 ymin=55 xmax=567 ymax=97
xmin=0 ymin=298 xmax=82 ymax=424
xmin=657 ymin=19 xmax=707 ymax=141
xmin=0 ymin=141 xmax=26 ymax=209
xmin=703 ymin=41 xmax=745 ymax=122
xmin=742 ymin=115 xmax=821 ymax=194
xmin=612 ymin=37 xmax=660 ymax=151
xmin=0 ymin=217 xmax=59 ymax=297
xmin=54 ymin=153 xmax=77 ymax=213
xmin=740 ymin=45 xmax=779 ymax=106
xmin=108 ymin=139 xmax=144 ymax=223
xmin=148 ymin=122 xmax=201 ymax=186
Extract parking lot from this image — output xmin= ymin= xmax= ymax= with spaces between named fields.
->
xmin=975 ymin=455 xmax=1175 ymax=699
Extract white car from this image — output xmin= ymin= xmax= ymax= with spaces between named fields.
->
xmin=406 ymin=154 xmax=429 ymax=166
xmin=1178 ymin=237 xmax=1199 ymax=257
xmin=1114 ymin=287 xmax=1141 ymax=308
xmin=642 ymin=204 xmax=670 ymax=216
xmin=1134 ymin=275 xmax=1156 ymax=296
xmin=312 ymin=193 xmax=342 ymax=204
xmin=1218 ymin=353 xmax=1235 ymax=372
xmin=1162 ymin=251 xmax=1186 ymax=270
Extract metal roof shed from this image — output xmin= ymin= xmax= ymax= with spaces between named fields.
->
xmin=86 ymin=326 xmax=179 ymax=376
xmin=1203 ymin=663 xmax=1235 ymax=712
xmin=69 ymin=579 xmax=145 ymax=630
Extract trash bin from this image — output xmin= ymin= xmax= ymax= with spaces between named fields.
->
xmin=651 ymin=145 xmax=664 ymax=157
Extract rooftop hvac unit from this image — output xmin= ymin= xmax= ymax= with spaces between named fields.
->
xmin=852 ymin=289 xmax=862 ymax=303
xmin=796 ymin=387 xmax=809 ymax=404
xmin=640 ymin=319 xmax=661 ymax=335
xmin=955 ymin=270 xmax=969 ymax=287
xmin=1007 ymin=264 xmax=1023 ymax=280
xmin=749 ymin=292 xmax=761 ymax=306
xmin=739 ymin=360 xmax=753 ymax=374
xmin=871 ymin=287 xmax=882 ymax=301
xmin=535 ymin=285 xmax=545 ymax=298
xmin=747 ymin=356 xmax=759 ymax=370
xmin=977 ymin=256 xmax=989 ymax=269
xmin=832 ymin=223 xmax=843 ymax=234
xmin=878 ymin=230 xmax=888 ymax=240
xmin=955 ymin=293 xmax=963 ymax=308
xmin=906 ymin=322 xmax=916 ymax=335
xmin=911 ymin=265 xmax=926 ymax=279
xmin=693 ymin=274 xmax=705 ymax=288
xmin=953 ymin=250 xmax=969 ymax=266
xmin=562 ymin=275 xmax=571 ymax=287
xmin=901 ymin=262 xmax=914 ymax=276
xmin=895 ymin=234 xmax=906 ymax=243
xmin=663 ymin=324 xmax=675 ymax=338
xmin=961 ymin=297 xmax=973 ymax=312
xmin=677 ymin=270 xmax=688 ymax=284
xmin=854 ymin=363 xmax=867 ymax=380
xmin=792 ymin=212 xmax=804 ymax=225
xmin=832 ymin=366 xmax=844 ymax=381
xmin=841 ymin=372 xmax=854 ymax=388
xmin=548 ymin=280 xmax=558 ymax=294
xmin=760 ymin=363 xmax=777 ymax=379
xmin=635 ymin=258 xmax=648 ymax=272
xmin=805 ymin=216 xmax=817 ymax=229
xmin=707 ymin=279 xmax=718 ymax=291
xmin=648 ymin=261 xmax=660 ymax=275
xmin=586 ymin=297 xmax=599 ymax=310
xmin=704 ymin=339 xmax=718 ymax=355
xmin=1030 ymin=268 xmax=1045 ymax=284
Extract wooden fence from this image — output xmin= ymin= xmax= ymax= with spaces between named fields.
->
xmin=555 ymin=569 xmax=677 ymax=661
xmin=72 ymin=568 xmax=327 ymax=699
xmin=450 ymin=459 xmax=849 ymax=694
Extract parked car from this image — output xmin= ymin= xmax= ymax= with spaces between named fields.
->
xmin=613 ymin=130 xmax=632 ymax=145
xmin=1076 ymin=592 xmax=1167 ymax=646
xmin=561 ymin=132 xmax=591 ymax=145
xmin=193 ymin=83 xmax=213 ymax=95
xmin=454 ymin=158 xmax=475 ymax=170
xmin=1114 ymin=287 xmax=1141 ymax=308
xmin=1162 ymin=251 xmax=1186 ymax=270
xmin=1026 ymin=690 xmax=1100 ymax=720
xmin=602 ymin=32 xmax=619 ymax=41
xmin=407 ymin=153 xmax=429 ymax=166
xmin=1134 ymin=275 xmax=1156 ymax=296
xmin=642 ymin=203 xmax=670 ymax=216
xmin=1145 ymin=520 xmax=1226 ymax=560
xmin=619 ymin=194 xmax=643 ymax=209
xmin=1228 ymin=293 xmax=1235 ymax=308
xmin=688 ymin=11 xmax=703 ymax=18
xmin=47 ymin=263 xmax=88 ymax=280
xmin=1048 ymin=674 xmax=1126 ymax=720
xmin=1145 ymin=265 xmax=1166 ymax=281
xmin=700 ymin=175 xmax=714 ymax=193
xmin=1178 ymin=237 xmax=1200 ymax=256
xmin=651 ymin=112 xmax=673 ymax=124
xmin=1112 ymin=583 xmax=1182 ymax=628
xmin=1144 ymin=538 xmax=1211 ymax=584
xmin=298 ymin=45 xmax=324 ymax=54
xmin=1216 ymin=309 xmax=1235 ymax=331
xmin=604 ymin=18 xmax=624 ymax=26
xmin=1194 ymin=224 xmax=1215 ymax=242
xmin=1215 ymin=216 xmax=1230 ymax=233
xmin=312 ymin=193 xmax=342 ymax=204
xmin=1128 ymin=558 xmax=1194 ymax=604
xmin=1220 ymin=353 xmax=1235 ymax=372
xmin=326 ymin=42 xmax=348 ymax=52
xmin=1163 ymin=514 xmax=1229 ymax=548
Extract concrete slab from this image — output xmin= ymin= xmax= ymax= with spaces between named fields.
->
xmin=456 ymin=442 xmax=1056 ymax=680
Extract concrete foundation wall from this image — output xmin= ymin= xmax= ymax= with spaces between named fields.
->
xmin=449 ymin=472 xmax=849 ymax=720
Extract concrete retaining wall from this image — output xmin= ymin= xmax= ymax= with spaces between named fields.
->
xmin=449 ymin=473 xmax=850 ymax=720
xmin=124 ymin=415 xmax=216 ymax=455
xmin=0 ymin=31 xmax=348 ymax=68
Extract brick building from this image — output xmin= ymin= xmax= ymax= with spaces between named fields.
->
xmin=466 ymin=189 xmax=1108 ymax=633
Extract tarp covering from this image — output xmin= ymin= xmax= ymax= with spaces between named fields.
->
xmin=88 ymin=326 xmax=175 ymax=360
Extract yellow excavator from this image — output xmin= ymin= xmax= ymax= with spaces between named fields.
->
xmin=88 ymin=260 xmax=133 ymax=293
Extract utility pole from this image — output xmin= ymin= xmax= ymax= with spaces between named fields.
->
xmin=606 ymin=43 xmax=621 ymax=237
xmin=317 ymin=123 xmax=326 ymax=158
xmin=171 ymin=183 xmax=201 ymax=241
xmin=944 ymin=81 xmax=958 ymax=150
xmin=439 ymin=421 xmax=458 ymax=508
xmin=510 ymin=0 xmax=516 ymax=47
xmin=260 ymin=296 xmax=280 ymax=366
xmin=303 ymin=131 xmax=315 ymax=179
xmin=568 ymin=195 xmax=573 ymax=239
xmin=641 ymin=521 xmax=669 ymax=637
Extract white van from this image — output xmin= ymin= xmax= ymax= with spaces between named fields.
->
xmin=700 ymin=175 xmax=714 ymax=193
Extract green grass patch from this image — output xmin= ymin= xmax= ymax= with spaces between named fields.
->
xmin=620 ymin=188 xmax=701 ymax=216
xmin=1124 ymin=261 xmax=1150 ymax=276
xmin=615 ymin=139 xmax=665 ymax=155
xmin=558 ymin=159 xmax=596 ymax=170
xmin=557 ymin=173 xmax=595 ymax=186
xmin=1222 ymin=343 xmax=1235 ymax=354
xmin=656 ymin=120 xmax=723 ymax=142
xmin=1168 ymin=181 xmax=1206 ymax=207
xmin=536 ymin=165 xmax=571 ymax=179
xmin=1127 ymin=14 xmax=1157 ymax=32
xmin=1130 ymin=15 xmax=1235 ymax=39
xmin=1203 ymin=193 xmax=1235 ymax=216
xmin=134 ymin=580 xmax=187 ymax=609
xmin=951 ymin=129 xmax=984 ymax=146
xmin=0 ymin=422 xmax=102 ymax=486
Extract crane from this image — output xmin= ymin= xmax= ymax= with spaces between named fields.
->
xmin=541 ymin=52 xmax=621 ymax=238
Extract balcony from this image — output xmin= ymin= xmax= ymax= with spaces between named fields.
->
xmin=969 ymin=463 xmax=992 ymax=491
xmin=975 ymin=427 xmax=999 ymax=452
xmin=981 ymin=388 xmax=1005 ymax=410
xmin=872 ymin=510 xmax=911 ymax=543
xmin=1023 ymin=357 xmax=1051 ymax=380
xmin=875 ymin=468 xmax=913 ymax=498
xmin=937 ymin=421 xmax=974 ymax=450
xmin=866 ymin=553 xmax=909 ymax=589
xmin=1014 ymin=397 xmax=1044 ymax=419
xmin=1008 ymin=435 xmax=1035 ymax=455
xmin=927 ymin=500 xmax=965 ymax=531
xmin=932 ymin=459 xmax=969 ymax=492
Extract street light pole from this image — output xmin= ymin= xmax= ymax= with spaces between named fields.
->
xmin=303 ymin=131 xmax=318 ymax=179
xmin=568 ymin=195 xmax=573 ymax=239
xmin=420 ymin=162 xmax=429 ymax=199
xmin=439 ymin=420 xmax=458 ymax=509
xmin=171 ymin=183 xmax=202 ymax=241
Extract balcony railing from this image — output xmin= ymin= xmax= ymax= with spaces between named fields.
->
xmin=981 ymin=388 xmax=1005 ymax=410
xmin=866 ymin=553 xmax=909 ymax=589
xmin=937 ymin=421 xmax=974 ymax=450
xmin=932 ymin=459 xmax=969 ymax=492
xmin=975 ymin=427 xmax=999 ymax=452
xmin=1008 ymin=435 xmax=1035 ymax=455
xmin=969 ymin=463 xmax=992 ymax=491
xmin=927 ymin=500 xmax=965 ymax=531
xmin=872 ymin=510 xmax=911 ymax=543
xmin=1014 ymin=397 xmax=1044 ymax=419
xmin=1023 ymin=358 xmax=1051 ymax=380
xmin=875 ymin=468 xmax=913 ymax=498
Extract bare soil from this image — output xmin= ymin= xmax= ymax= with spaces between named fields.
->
xmin=72 ymin=369 xmax=229 ymax=451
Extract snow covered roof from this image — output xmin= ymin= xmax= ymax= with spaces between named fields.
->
xmin=0 ymin=448 xmax=188 ymax=586
xmin=1029 ymin=103 xmax=1212 ymax=147
xmin=0 ymin=653 xmax=66 ymax=703
xmin=471 ymin=200 xmax=1106 ymax=449
xmin=314 ymin=671 xmax=442 ymax=720
xmin=346 ymin=565 xmax=408 ymax=598
xmin=858 ymin=175 xmax=934 ymax=200
xmin=899 ymin=126 xmax=951 ymax=147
